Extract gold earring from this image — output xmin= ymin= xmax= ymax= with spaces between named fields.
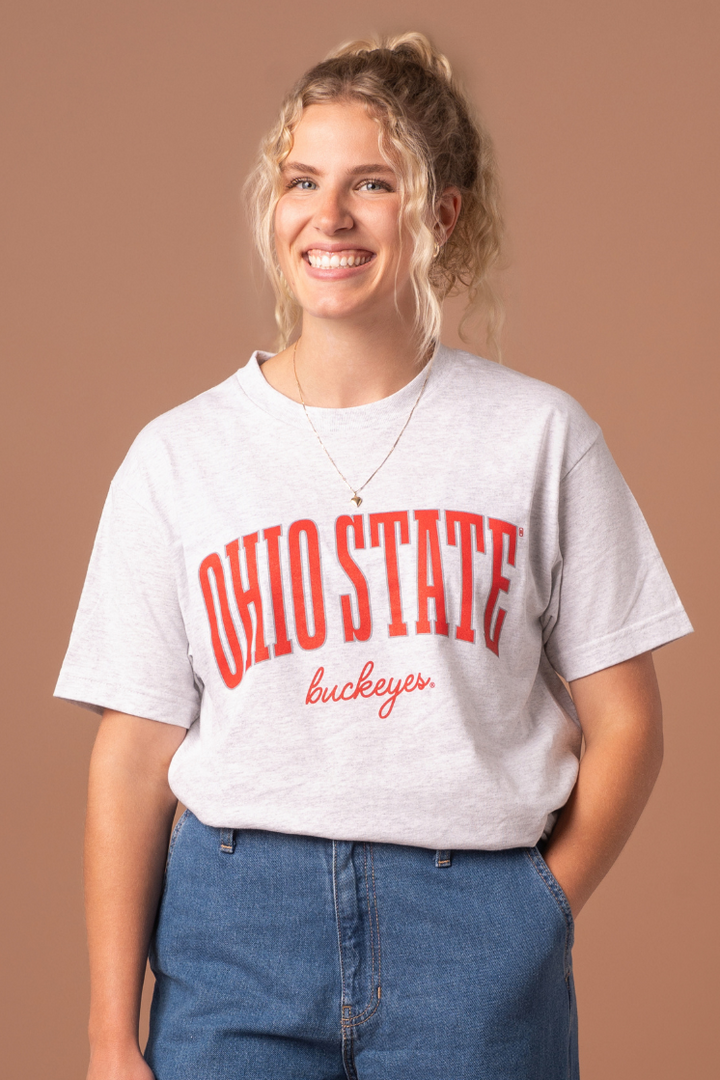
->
xmin=433 ymin=239 xmax=441 ymax=259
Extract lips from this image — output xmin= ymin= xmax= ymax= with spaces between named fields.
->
xmin=304 ymin=249 xmax=374 ymax=269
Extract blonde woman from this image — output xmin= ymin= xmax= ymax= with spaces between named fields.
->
xmin=57 ymin=33 xmax=692 ymax=1080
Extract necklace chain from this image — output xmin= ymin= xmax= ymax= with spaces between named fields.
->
xmin=292 ymin=338 xmax=434 ymax=506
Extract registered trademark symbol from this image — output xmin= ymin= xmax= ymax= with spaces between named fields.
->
xmin=430 ymin=682 xmax=435 ymax=688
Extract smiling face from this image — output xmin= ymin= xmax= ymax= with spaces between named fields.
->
xmin=274 ymin=100 xmax=414 ymax=328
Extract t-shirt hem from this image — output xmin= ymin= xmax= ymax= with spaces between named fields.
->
xmin=173 ymin=803 xmax=553 ymax=851
xmin=557 ymin=607 xmax=693 ymax=683
xmin=53 ymin=676 xmax=197 ymax=728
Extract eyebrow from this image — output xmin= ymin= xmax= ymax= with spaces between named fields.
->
xmin=282 ymin=161 xmax=395 ymax=176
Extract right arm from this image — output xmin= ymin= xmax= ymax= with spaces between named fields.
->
xmin=85 ymin=710 xmax=186 ymax=1080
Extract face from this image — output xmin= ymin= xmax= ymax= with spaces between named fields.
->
xmin=274 ymin=100 xmax=413 ymax=326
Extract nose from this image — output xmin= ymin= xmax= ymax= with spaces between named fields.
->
xmin=312 ymin=185 xmax=353 ymax=235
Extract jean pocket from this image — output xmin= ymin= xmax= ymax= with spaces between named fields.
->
xmin=525 ymin=846 xmax=575 ymax=941
xmin=163 ymin=808 xmax=190 ymax=884
xmin=525 ymin=846 xmax=575 ymax=982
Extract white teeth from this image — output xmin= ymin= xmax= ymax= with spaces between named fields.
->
xmin=306 ymin=252 xmax=371 ymax=268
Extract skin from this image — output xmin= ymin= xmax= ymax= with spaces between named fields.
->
xmin=85 ymin=713 xmax=184 ymax=1080
xmin=262 ymin=100 xmax=461 ymax=407
xmin=83 ymin=99 xmax=665 ymax=1078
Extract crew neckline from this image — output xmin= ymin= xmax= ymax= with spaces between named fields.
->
xmin=235 ymin=343 xmax=452 ymax=433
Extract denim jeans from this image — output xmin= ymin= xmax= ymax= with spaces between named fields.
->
xmin=146 ymin=810 xmax=578 ymax=1079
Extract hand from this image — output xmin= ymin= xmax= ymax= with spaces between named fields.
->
xmin=87 ymin=1044 xmax=155 ymax=1080
xmin=541 ymin=849 xmax=581 ymax=919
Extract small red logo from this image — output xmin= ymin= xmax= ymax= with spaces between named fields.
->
xmin=306 ymin=661 xmax=433 ymax=719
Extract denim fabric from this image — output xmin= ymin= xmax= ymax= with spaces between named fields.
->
xmin=146 ymin=811 xmax=578 ymax=1079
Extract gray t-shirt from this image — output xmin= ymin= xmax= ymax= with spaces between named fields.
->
xmin=55 ymin=345 xmax=692 ymax=849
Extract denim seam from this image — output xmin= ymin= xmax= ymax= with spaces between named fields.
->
xmin=524 ymin=848 xmax=574 ymax=980
xmin=159 ymin=809 xmax=190 ymax=902
xmin=370 ymin=843 xmax=382 ymax=1002
xmin=332 ymin=842 xmax=348 ymax=1009
xmin=165 ymin=810 xmax=189 ymax=874
xmin=344 ymin=842 xmax=382 ymax=1027
xmin=344 ymin=1005 xmax=382 ymax=1030
xmin=363 ymin=844 xmax=376 ymax=1002
xmin=341 ymin=1024 xmax=359 ymax=1080
xmin=334 ymin=851 xmax=360 ymax=1080
xmin=566 ymin=970 xmax=577 ymax=1079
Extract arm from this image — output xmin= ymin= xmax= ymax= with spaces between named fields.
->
xmin=542 ymin=651 xmax=664 ymax=918
xmin=85 ymin=710 xmax=187 ymax=1080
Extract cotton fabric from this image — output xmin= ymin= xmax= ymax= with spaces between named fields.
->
xmin=55 ymin=346 xmax=692 ymax=848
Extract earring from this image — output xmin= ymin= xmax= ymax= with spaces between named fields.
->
xmin=433 ymin=239 xmax=442 ymax=259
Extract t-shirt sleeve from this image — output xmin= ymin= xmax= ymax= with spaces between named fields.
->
xmin=54 ymin=482 xmax=200 ymax=727
xmin=542 ymin=432 xmax=693 ymax=682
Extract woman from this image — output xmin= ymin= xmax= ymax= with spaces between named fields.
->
xmin=56 ymin=33 xmax=692 ymax=1080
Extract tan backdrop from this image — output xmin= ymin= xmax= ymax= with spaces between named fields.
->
xmin=1 ymin=1 xmax=717 ymax=1076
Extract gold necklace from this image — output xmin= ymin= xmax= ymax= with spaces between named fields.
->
xmin=292 ymin=338 xmax=434 ymax=507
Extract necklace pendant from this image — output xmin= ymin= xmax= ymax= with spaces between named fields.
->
xmin=351 ymin=494 xmax=363 ymax=507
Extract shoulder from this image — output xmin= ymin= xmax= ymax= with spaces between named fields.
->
xmin=438 ymin=345 xmax=592 ymax=419
xmin=436 ymin=345 xmax=601 ymax=472
xmin=109 ymin=365 xmax=248 ymax=506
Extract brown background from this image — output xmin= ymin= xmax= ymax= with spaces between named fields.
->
xmin=1 ymin=1 xmax=717 ymax=1076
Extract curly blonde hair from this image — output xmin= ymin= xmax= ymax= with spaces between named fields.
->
xmin=245 ymin=32 xmax=504 ymax=360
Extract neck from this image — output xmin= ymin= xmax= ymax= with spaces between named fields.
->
xmin=261 ymin=311 xmax=430 ymax=409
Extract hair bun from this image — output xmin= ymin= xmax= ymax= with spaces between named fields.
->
xmin=327 ymin=31 xmax=454 ymax=84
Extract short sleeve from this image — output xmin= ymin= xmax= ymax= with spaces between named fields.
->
xmin=54 ymin=482 xmax=200 ymax=727
xmin=542 ymin=433 xmax=693 ymax=682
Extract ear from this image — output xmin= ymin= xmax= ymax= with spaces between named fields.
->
xmin=435 ymin=185 xmax=462 ymax=244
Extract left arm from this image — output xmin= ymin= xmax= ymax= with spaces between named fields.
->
xmin=542 ymin=650 xmax=664 ymax=917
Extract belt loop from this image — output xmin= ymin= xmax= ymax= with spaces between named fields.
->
xmin=434 ymin=849 xmax=452 ymax=868
xmin=220 ymin=828 xmax=235 ymax=854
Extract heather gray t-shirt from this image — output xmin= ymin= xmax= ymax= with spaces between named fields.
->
xmin=55 ymin=346 xmax=692 ymax=849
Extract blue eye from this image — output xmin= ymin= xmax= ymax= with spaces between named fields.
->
xmin=288 ymin=178 xmax=317 ymax=191
xmin=360 ymin=179 xmax=392 ymax=192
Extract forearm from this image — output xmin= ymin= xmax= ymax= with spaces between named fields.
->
xmin=85 ymin=712 xmax=183 ymax=1054
xmin=542 ymin=652 xmax=664 ymax=917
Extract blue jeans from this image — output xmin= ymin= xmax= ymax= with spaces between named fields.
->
xmin=146 ymin=811 xmax=578 ymax=1079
